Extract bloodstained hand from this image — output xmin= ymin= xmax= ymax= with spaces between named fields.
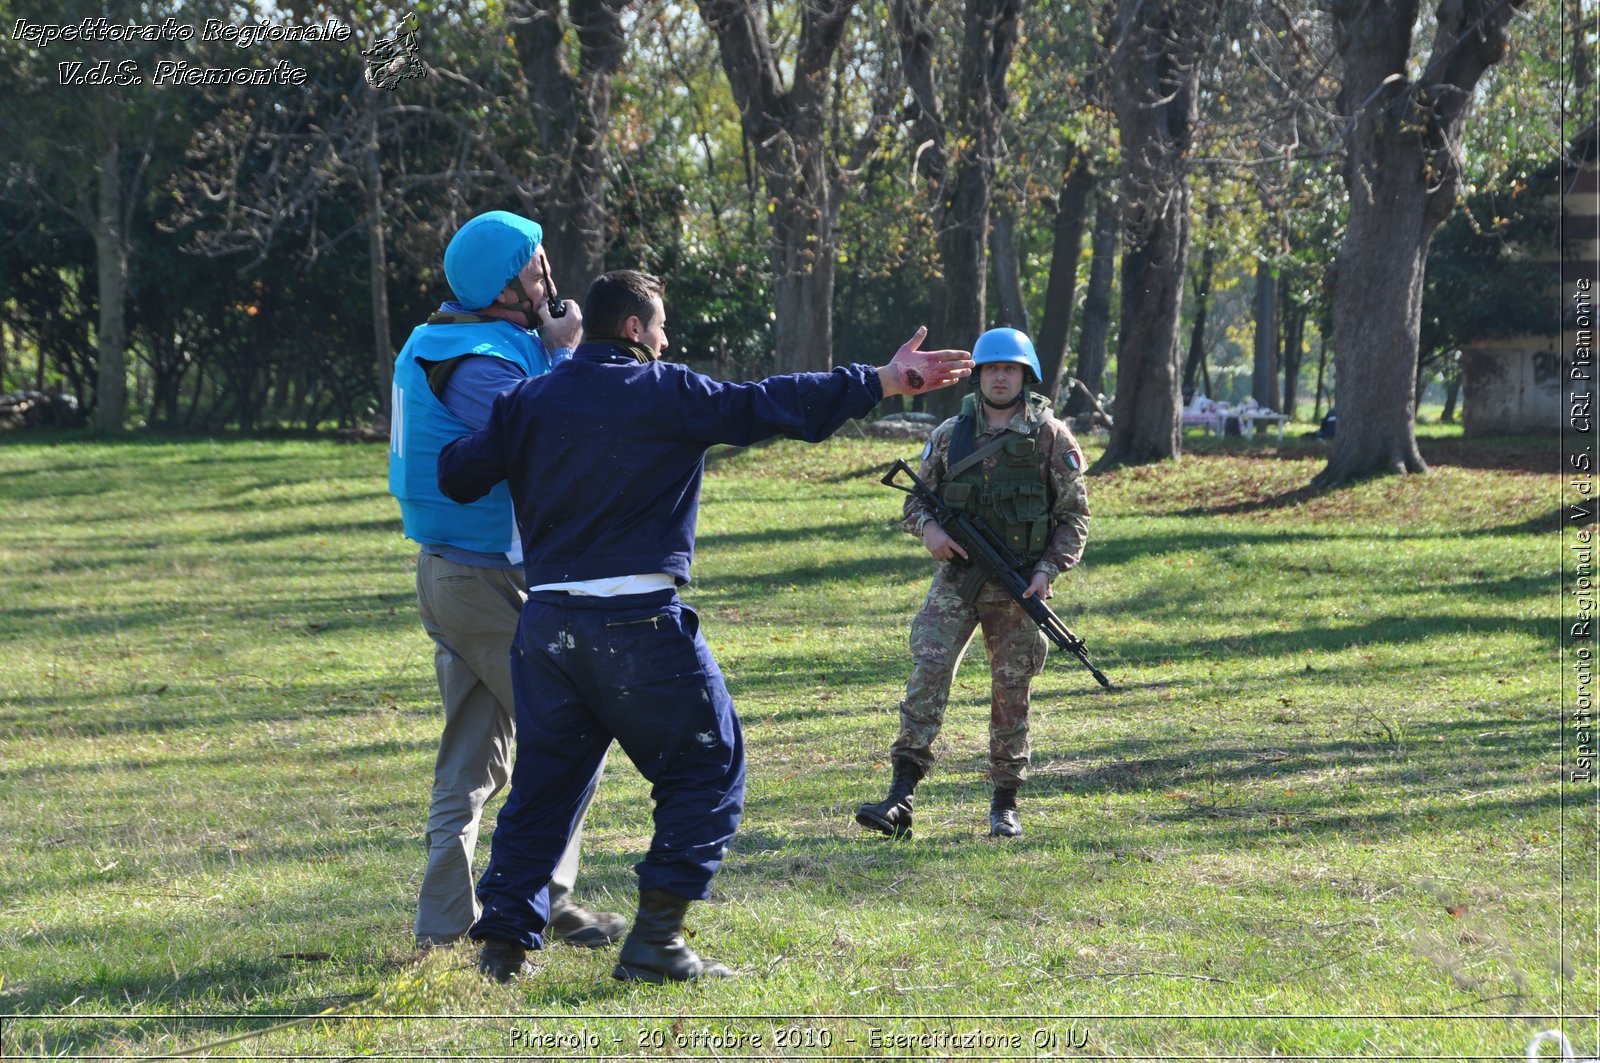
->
xmin=879 ymin=326 xmax=973 ymax=397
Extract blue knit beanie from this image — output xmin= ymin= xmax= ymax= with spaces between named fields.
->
xmin=443 ymin=211 xmax=544 ymax=310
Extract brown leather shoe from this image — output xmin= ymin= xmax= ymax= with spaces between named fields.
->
xmin=549 ymin=900 xmax=626 ymax=948
xmin=478 ymin=937 xmax=534 ymax=983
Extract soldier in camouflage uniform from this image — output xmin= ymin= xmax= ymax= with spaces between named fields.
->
xmin=855 ymin=328 xmax=1089 ymax=839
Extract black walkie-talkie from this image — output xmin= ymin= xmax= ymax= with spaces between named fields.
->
xmin=540 ymin=260 xmax=567 ymax=318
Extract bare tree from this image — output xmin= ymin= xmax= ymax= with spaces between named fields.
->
xmin=511 ymin=0 xmax=632 ymax=294
xmin=1252 ymin=260 xmax=1280 ymax=408
xmin=1097 ymin=0 xmax=1222 ymax=468
xmin=989 ymin=201 xmax=1029 ymax=332
xmin=1315 ymin=0 xmax=1527 ymax=486
xmin=1181 ymin=200 xmax=1220 ymax=400
xmin=696 ymin=0 xmax=859 ymax=373
xmin=1034 ymin=147 xmax=1097 ymax=403
xmin=0 ymin=0 xmax=204 ymax=431
xmin=1068 ymin=172 xmax=1119 ymax=417
xmin=891 ymin=0 xmax=1023 ymax=398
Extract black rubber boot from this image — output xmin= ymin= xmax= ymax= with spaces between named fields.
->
xmin=989 ymin=786 xmax=1021 ymax=838
xmin=548 ymin=898 xmax=626 ymax=948
xmin=477 ymin=937 xmax=533 ymax=983
xmin=611 ymin=889 xmax=734 ymax=983
xmin=855 ymin=757 xmax=925 ymax=839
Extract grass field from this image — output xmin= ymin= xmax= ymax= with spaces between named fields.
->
xmin=0 ymin=425 xmax=1588 ymax=1060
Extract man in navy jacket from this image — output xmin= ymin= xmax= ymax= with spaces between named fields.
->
xmin=439 ymin=269 xmax=971 ymax=983
xmin=389 ymin=210 xmax=621 ymax=952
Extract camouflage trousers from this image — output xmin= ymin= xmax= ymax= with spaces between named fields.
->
xmin=889 ymin=563 xmax=1048 ymax=789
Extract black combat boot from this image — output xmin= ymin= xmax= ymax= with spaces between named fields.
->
xmin=477 ymin=936 xmax=534 ymax=983
xmin=548 ymin=897 xmax=627 ymax=948
xmin=611 ymin=889 xmax=735 ymax=983
xmin=855 ymin=757 xmax=925 ymax=839
xmin=989 ymin=786 xmax=1022 ymax=838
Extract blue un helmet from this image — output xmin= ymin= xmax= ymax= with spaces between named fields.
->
xmin=972 ymin=327 xmax=1042 ymax=384
xmin=443 ymin=211 xmax=543 ymax=310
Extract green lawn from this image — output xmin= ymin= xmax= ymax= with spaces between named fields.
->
xmin=0 ymin=429 xmax=1586 ymax=1060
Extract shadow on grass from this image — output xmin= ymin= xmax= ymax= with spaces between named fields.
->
xmin=1137 ymin=607 xmax=1552 ymax=662
xmin=691 ymin=552 xmax=932 ymax=609
xmin=5 ymin=841 xmax=643 ymax=1046
xmin=720 ymin=708 xmax=1556 ymax=874
xmin=1175 ymin=484 xmax=1328 ymax=518
xmin=694 ymin=518 xmax=896 ymax=553
xmin=710 ymin=598 xmax=1548 ymax=711
xmin=0 ymin=671 xmax=431 ymax=744
xmin=3 ymin=908 xmax=408 ymax=1056
xmin=222 ymin=516 xmax=402 ymax=545
xmin=1 ymin=584 xmax=417 ymax=644
xmin=4 ymin=986 xmax=376 ymax=1059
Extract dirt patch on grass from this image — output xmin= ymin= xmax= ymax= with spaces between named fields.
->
xmin=1417 ymin=437 xmax=1558 ymax=474
xmin=1098 ymin=453 xmax=1556 ymax=530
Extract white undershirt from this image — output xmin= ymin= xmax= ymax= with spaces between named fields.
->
xmin=527 ymin=572 xmax=677 ymax=597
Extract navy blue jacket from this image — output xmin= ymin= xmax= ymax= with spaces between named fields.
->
xmin=437 ymin=342 xmax=885 ymax=586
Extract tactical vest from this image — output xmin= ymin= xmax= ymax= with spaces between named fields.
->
xmin=939 ymin=393 xmax=1054 ymax=563
xmin=387 ymin=317 xmax=549 ymax=556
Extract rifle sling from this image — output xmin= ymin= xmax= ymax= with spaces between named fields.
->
xmin=945 ymin=429 xmax=1013 ymax=481
xmin=944 ymin=429 xmax=1019 ymax=604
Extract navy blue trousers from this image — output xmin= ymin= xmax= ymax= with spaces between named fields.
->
xmin=469 ymin=589 xmax=745 ymax=949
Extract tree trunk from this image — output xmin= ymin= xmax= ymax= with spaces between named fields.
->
xmin=1097 ymin=0 xmax=1220 ymax=468
xmin=1281 ymin=296 xmax=1307 ymax=419
xmin=148 ymin=330 xmax=183 ymax=429
xmin=891 ymin=0 xmax=1021 ymax=417
xmin=365 ymin=92 xmax=393 ymax=428
xmin=698 ymin=0 xmax=853 ymax=374
xmin=1036 ymin=148 xmax=1096 ymax=406
xmin=1316 ymin=0 xmax=1525 ymax=487
xmin=938 ymin=148 xmax=990 ymax=362
xmin=186 ymin=361 xmax=207 ymax=430
xmin=92 ymin=112 xmax=128 ymax=434
xmin=990 ymin=205 xmax=1028 ymax=332
xmin=1105 ymin=194 xmax=1192 ymax=464
xmin=1069 ymin=173 xmax=1118 ymax=416
xmin=1324 ymin=188 xmax=1431 ymax=478
xmin=1182 ymin=203 xmax=1219 ymax=398
xmin=1441 ymin=376 xmax=1460 ymax=423
xmin=1572 ymin=1 xmax=1594 ymax=108
xmin=771 ymin=202 xmax=837 ymax=375
xmin=1252 ymin=263 xmax=1280 ymax=409
xmin=759 ymin=128 xmax=836 ymax=375
xmin=1313 ymin=331 xmax=1329 ymax=421
xmin=514 ymin=0 xmax=630 ymax=295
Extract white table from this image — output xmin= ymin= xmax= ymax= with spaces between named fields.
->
xmin=1236 ymin=411 xmax=1290 ymax=442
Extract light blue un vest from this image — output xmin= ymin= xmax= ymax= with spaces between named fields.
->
xmin=387 ymin=320 xmax=550 ymax=556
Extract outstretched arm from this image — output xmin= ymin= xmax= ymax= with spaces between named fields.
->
xmin=876 ymin=326 xmax=972 ymax=397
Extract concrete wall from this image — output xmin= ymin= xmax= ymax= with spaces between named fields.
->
xmin=1463 ymin=338 xmax=1571 ymax=435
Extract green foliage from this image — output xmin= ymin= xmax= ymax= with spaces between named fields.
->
xmin=0 ymin=0 xmax=1570 ymax=437
xmin=0 ymin=433 xmax=1578 ymax=1057
xmin=1421 ymin=181 xmax=1558 ymax=366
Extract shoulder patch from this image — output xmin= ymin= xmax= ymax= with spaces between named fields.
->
xmin=1066 ymin=448 xmax=1084 ymax=472
xmin=921 ymin=439 xmax=933 ymax=462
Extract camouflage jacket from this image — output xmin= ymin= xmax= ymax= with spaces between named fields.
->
xmin=902 ymin=391 xmax=1090 ymax=580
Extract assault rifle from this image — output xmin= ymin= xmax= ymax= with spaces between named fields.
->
xmin=882 ymin=458 xmax=1114 ymax=690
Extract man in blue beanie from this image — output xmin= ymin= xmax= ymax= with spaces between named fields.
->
xmin=440 ymin=269 xmax=973 ymax=983
xmin=389 ymin=211 xmax=623 ymax=952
